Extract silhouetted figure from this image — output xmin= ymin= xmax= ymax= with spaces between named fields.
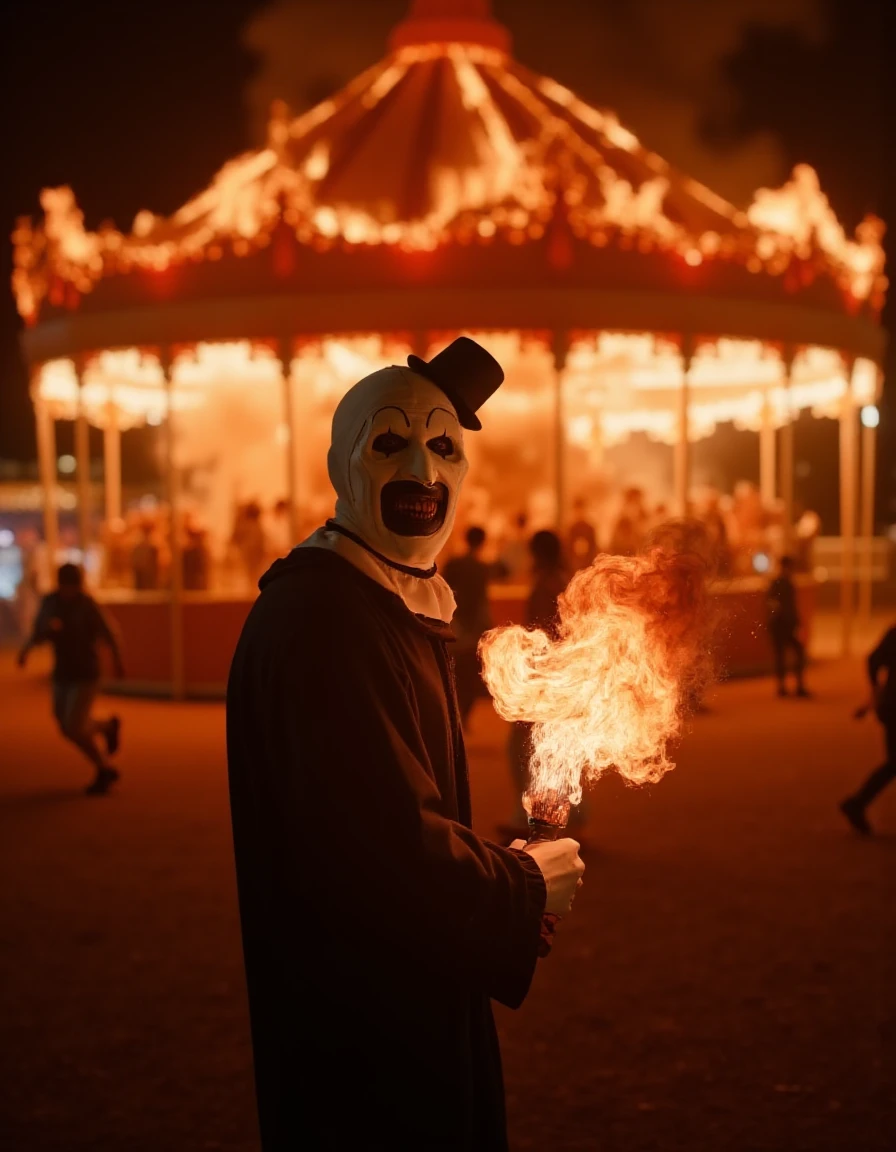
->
xmin=233 ymin=500 xmax=268 ymax=591
xmin=502 ymin=530 xmax=573 ymax=837
xmin=499 ymin=512 xmax=529 ymax=581
xmin=182 ymin=527 xmax=211 ymax=591
xmin=701 ymin=496 xmax=732 ymax=576
xmin=767 ymin=555 xmax=809 ymax=697
xmin=17 ymin=563 xmax=124 ymax=795
xmin=608 ymin=514 xmax=640 ymax=557
xmin=268 ymin=498 xmax=292 ymax=559
xmin=840 ymin=625 xmax=896 ymax=834
xmin=567 ymin=497 xmax=598 ymax=571
xmin=443 ymin=526 xmax=506 ymax=724
xmin=131 ymin=521 xmax=160 ymax=590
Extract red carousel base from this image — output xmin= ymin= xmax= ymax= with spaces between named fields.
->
xmin=97 ymin=578 xmax=815 ymax=697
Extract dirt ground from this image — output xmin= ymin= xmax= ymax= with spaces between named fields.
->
xmin=1 ymin=642 xmax=894 ymax=1152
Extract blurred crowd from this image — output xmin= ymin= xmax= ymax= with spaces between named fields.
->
xmin=463 ymin=481 xmax=820 ymax=589
xmin=94 ymin=497 xmax=295 ymax=595
xmin=9 ymin=482 xmax=819 ymax=639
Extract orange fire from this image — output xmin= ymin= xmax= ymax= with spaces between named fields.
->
xmin=479 ymin=522 xmax=713 ymax=816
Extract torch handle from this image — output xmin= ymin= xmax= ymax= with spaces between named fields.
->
xmin=526 ymin=818 xmax=566 ymax=958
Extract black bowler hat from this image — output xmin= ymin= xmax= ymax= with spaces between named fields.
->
xmin=407 ymin=337 xmax=504 ymax=431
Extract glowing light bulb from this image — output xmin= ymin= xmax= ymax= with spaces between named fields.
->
xmin=861 ymin=405 xmax=880 ymax=429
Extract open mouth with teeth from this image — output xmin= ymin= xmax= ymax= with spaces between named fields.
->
xmin=381 ymin=480 xmax=449 ymax=537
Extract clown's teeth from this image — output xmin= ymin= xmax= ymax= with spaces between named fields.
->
xmin=395 ymin=498 xmax=438 ymax=516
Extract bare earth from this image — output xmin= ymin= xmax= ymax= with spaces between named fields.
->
xmin=1 ymin=645 xmax=894 ymax=1152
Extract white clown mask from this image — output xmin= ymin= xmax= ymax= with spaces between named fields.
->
xmin=327 ymin=366 xmax=469 ymax=569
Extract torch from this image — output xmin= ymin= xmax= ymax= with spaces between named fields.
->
xmin=523 ymin=789 xmax=571 ymax=957
xmin=480 ymin=522 xmax=713 ymax=958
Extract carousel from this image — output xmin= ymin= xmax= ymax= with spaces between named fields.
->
xmin=13 ymin=0 xmax=887 ymax=695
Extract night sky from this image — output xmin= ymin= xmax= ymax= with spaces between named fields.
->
xmin=2 ymin=0 xmax=892 ymax=522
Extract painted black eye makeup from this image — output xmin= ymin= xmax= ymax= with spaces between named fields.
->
xmin=372 ymin=430 xmax=409 ymax=457
xmin=427 ymin=434 xmax=455 ymax=459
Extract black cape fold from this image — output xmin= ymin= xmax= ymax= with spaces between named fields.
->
xmin=226 ymin=547 xmax=546 ymax=1150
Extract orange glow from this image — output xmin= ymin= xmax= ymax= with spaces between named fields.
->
xmin=747 ymin=166 xmax=886 ymax=303
xmin=479 ymin=524 xmax=712 ymax=809
xmin=31 ymin=335 xmax=880 ymax=451
xmin=559 ymin=336 xmax=880 ymax=446
xmin=11 ymin=41 xmax=885 ymax=322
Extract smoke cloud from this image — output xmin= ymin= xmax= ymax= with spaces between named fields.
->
xmin=241 ymin=0 xmax=825 ymax=207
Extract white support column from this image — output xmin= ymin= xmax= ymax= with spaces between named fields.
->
xmin=839 ymin=358 xmax=858 ymax=657
xmin=103 ymin=410 xmax=122 ymax=524
xmin=34 ymin=392 xmax=60 ymax=567
xmin=674 ymin=336 xmax=694 ymax=518
xmin=74 ymin=362 xmax=92 ymax=559
xmin=162 ymin=350 xmax=185 ymax=700
xmin=779 ymin=348 xmax=796 ymax=549
xmin=759 ymin=389 xmax=776 ymax=508
xmin=858 ymin=413 xmax=877 ymax=624
xmin=553 ymin=331 xmax=569 ymax=531
xmin=278 ymin=338 xmax=300 ymax=547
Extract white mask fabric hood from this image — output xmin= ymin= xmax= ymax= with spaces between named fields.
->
xmin=299 ymin=365 xmax=469 ymax=623
xmin=328 ymin=365 xmax=468 ymax=569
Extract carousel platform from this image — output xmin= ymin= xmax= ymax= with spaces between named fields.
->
xmin=96 ymin=577 xmax=816 ymax=698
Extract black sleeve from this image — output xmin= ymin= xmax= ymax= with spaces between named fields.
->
xmin=237 ymin=592 xmax=547 ymax=1008
xmin=869 ymin=628 xmax=896 ymax=684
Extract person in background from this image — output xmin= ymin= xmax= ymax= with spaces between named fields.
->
xmin=498 ymin=511 xmax=530 ymax=581
xmin=700 ymin=492 xmax=732 ymax=577
xmin=100 ymin=518 xmax=130 ymax=588
xmin=566 ymin=497 xmax=598 ymax=571
xmin=501 ymin=530 xmax=577 ymax=839
xmin=17 ymin=563 xmax=124 ymax=795
xmin=234 ymin=500 xmax=268 ymax=591
xmin=608 ymin=514 xmax=640 ymax=557
xmin=766 ymin=555 xmax=809 ymax=698
xmin=840 ymin=623 xmax=896 ymax=834
xmin=268 ymin=498 xmax=293 ymax=560
xmin=131 ymin=520 xmax=160 ymax=590
xmin=182 ymin=524 xmax=211 ymax=591
xmin=443 ymin=525 xmax=506 ymax=725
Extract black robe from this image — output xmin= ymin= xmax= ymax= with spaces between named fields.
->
xmin=226 ymin=547 xmax=546 ymax=1150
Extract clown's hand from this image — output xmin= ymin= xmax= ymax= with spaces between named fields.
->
xmin=511 ymin=837 xmax=585 ymax=915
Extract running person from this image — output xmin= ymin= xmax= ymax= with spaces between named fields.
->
xmin=17 ymin=563 xmax=124 ymax=795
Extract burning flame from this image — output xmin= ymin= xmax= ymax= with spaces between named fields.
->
xmin=479 ymin=522 xmax=713 ymax=811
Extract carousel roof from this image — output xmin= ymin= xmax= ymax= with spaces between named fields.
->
xmin=12 ymin=0 xmax=887 ymax=327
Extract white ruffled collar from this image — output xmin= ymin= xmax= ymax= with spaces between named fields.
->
xmin=298 ymin=526 xmax=456 ymax=624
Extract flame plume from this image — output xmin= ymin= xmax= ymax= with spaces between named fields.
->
xmin=479 ymin=522 xmax=714 ymax=810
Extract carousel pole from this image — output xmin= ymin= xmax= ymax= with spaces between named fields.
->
xmin=674 ymin=335 xmax=695 ymax=518
xmin=278 ymin=338 xmax=300 ymax=547
xmin=552 ymin=331 xmax=569 ymax=531
xmin=103 ymin=404 xmax=122 ymax=524
xmin=759 ymin=386 xmax=777 ymax=508
xmin=838 ymin=356 xmax=858 ymax=657
xmin=779 ymin=347 xmax=796 ymax=549
xmin=162 ymin=348 xmax=185 ymax=700
xmin=858 ymin=402 xmax=878 ymax=625
xmin=74 ymin=359 xmax=92 ymax=562
xmin=34 ymin=385 xmax=60 ymax=568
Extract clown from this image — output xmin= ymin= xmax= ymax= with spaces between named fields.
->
xmin=226 ymin=338 xmax=585 ymax=1151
